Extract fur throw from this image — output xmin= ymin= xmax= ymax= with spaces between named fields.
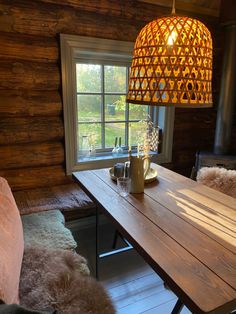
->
xmin=197 ymin=167 xmax=236 ymax=198
xmin=14 ymin=183 xmax=94 ymax=216
xmin=20 ymin=247 xmax=115 ymax=314
xmin=21 ymin=210 xmax=77 ymax=250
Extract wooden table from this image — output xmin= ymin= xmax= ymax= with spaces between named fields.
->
xmin=73 ymin=164 xmax=236 ymax=314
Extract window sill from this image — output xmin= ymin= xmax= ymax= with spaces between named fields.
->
xmin=72 ymin=150 xmax=159 ymax=173
xmin=78 ymin=150 xmax=157 ymax=163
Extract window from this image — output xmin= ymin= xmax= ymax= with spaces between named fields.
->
xmin=76 ymin=63 xmax=149 ymax=157
xmin=60 ymin=34 xmax=174 ymax=174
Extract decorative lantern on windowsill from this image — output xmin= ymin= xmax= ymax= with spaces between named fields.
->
xmin=126 ymin=0 xmax=213 ymax=108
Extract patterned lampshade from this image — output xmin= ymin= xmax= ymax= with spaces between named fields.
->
xmin=127 ymin=15 xmax=213 ymax=107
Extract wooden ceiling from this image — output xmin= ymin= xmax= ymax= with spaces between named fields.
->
xmin=138 ymin=0 xmax=221 ymax=17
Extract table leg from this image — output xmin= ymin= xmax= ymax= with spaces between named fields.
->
xmin=112 ymin=230 xmax=119 ymax=249
xmin=171 ymin=299 xmax=184 ymax=314
xmin=95 ymin=207 xmax=133 ymax=280
xmin=95 ymin=206 xmax=99 ymax=280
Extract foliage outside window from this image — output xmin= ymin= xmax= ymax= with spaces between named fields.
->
xmin=76 ymin=63 xmax=149 ymax=161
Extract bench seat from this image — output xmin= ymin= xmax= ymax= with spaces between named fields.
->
xmin=0 ymin=178 xmax=115 ymax=313
xmin=13 ymin=183 xmax=96 ymax=221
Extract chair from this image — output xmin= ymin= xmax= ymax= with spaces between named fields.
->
xmin=196 ymin=166 xmax=236 ymax=198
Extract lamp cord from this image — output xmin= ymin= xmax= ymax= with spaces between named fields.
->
xmin=171 ymin=0 xmax=176 ymax=14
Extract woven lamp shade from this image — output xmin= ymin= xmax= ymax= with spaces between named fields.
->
xmin=127 ymin=16 xmax=213 ymax=107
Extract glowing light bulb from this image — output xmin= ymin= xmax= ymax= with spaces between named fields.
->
xmin=167 ymin=30 xmax=177 ymax=45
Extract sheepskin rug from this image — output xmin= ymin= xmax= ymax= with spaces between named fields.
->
xmin=21 ymin=210 xmax=77 ymax=250
xmin=20 ymin=247 xmax=115 ymax=314
xmin=14 ymin=183 xmax=95 ymax=216
xmin=197 ymin=167 xmax=236 ymax=198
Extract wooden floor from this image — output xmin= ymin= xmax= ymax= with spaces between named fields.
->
xmin=68 ymin=216 xmax=191 ymax=314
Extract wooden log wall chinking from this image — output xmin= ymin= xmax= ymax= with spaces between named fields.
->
xmin=0 ymin=0 xmax=234 ymax=190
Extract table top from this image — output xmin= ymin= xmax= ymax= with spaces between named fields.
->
xmin=73 ymin=164 xmax=236 ymax=314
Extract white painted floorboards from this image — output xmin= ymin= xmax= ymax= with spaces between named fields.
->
xmin=68 ymin=217 xmax=191 ymax=314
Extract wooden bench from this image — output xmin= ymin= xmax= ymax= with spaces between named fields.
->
xmin=13 ymin=182 xmax=96 ymax=221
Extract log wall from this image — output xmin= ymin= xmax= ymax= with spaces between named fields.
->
xmin=0 ymin=0 xmax=235 ymax=191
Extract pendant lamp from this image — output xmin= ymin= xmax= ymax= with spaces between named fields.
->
xmin=126 ymin=0 xmax=213 ymax=107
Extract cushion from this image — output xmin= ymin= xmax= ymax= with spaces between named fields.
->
xmin=0 ymin=177 xmax=24 ymax=304
xmin=13 ymin=183 xmax=95 ymax=217
xmin=20 ymin=247 xmax=114 ymax=314
xmin=21 ymin=210 xmax=77 ymax=250
xmin=197 ymin=167 xmax=236 ymax=198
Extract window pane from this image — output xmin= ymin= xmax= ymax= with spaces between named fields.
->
xmin=129 ymin=121 xmax=147 ymax=147
xmin=76 ymin=64 xmax=101 ymax=93
xmin=105 ymin=123 xmax=125 ymax=148
xmin=105 ymin=95 xmax=126 ymax=121
xmin=78 ymin=123 xmax=101 ymax=151
xmin=77 ymin=95 xmax=101 ymax=122
xmin=105 ymin=66 xmax=126 ymax=93
xmin=129 ymin=104 xmax=149 ymax=120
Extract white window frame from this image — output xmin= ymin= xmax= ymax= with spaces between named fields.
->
xmin=60 ymin=34 xmax=174 ymax=175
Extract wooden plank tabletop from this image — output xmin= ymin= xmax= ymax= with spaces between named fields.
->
xmin=73 ymin=164 xmax=236 ymax=314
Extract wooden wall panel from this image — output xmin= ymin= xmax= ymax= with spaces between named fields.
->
xmin=0 ymin=0 xmax=233 ymax=190
xmin=174 ymin=109 xmax=217 ymax=131
xmin=37 ymin=0 xmax=162 ymax=19
xmin=0 ymin=1 xmax=60 ymax=37
xmin=172 ymin=129 xmax=215 ymax=151
xmin=220 ymin=0 xmax=236 ymax=24
xmin=0 ymin=32 xmax=58 ymax=62
xmin=0 ymin=0 xmax=217 ymax=39
xmin=0 ymin=166 xmax=71 ymax=191
xmin=0 ymin=117 xmax=64 ymax=145
xmin=0 ymin=142 xmax=64 ymax=170
xmin=0 ymin=90 xmax=62 ymax=117
xmin=0 ymin=1 xmax=145 ymax=40
xmin=23 ymin=0 xmax=220 ymax=23
xmin=0 ymin=60 xmax=60 ymax=90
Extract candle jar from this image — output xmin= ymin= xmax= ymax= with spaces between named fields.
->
xmin=81 ymin=135 xmax=90 ymax=159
